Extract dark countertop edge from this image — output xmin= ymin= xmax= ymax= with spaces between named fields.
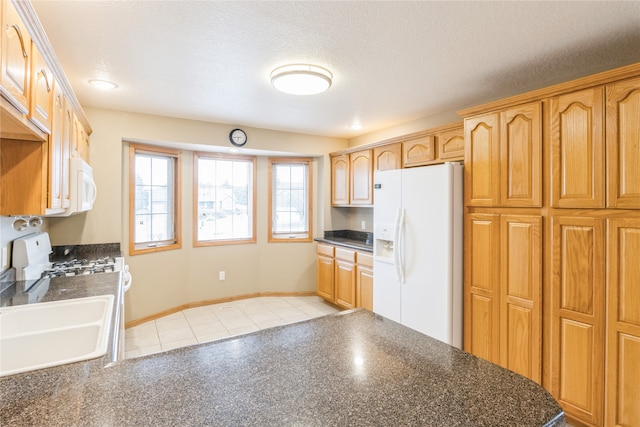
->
xmin=314 ymin=237 xmax=373 ymax=252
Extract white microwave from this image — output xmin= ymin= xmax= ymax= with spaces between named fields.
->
xmin=52 ymin=158 xmax=97 ymax=216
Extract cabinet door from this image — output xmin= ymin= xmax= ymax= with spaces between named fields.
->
xmin=464 ymin=213 xmax=501 ymax=364
xmin=606 ymin=77 xmax=640 ymax=209
xmin=49 ymin=87 xmax=64 ymax=210
xmin=500 ymin=101 xmax=542 ymax=207
xmin=61 ymin=98 xmax=72 ymax=208
xmin=317 ymin=254 xmax=335 ymax=302
xmin=373 ymin=143 xmax=401 ymax=171
xmin=29 ymin=44 xmax=53 ymax=134
xmin=73 ymin=115 xmax=90 ymax=162
xmin=402 ymin=135 xmax=435 ymax=167
xmin=551 ymin=216 xmax=605 ymax=426
xmin=335 ymin=259 xmax=356 ymax=309
xmin=331 ymin=154 xmax=349 ymax=206
xmin=0 ymin=139 xmax=47 ymax=215
xmin=356 ymin=252 xmax=374 ymax=311
xmin=606 ymin=218 xmax=640 ymax=427
xmin=465 ymin=113 xmax=500 ymax=206
xmin=0 ymin=1 xmax=31 ymax=114
xmin=350 ymin=149 xmax=372 ymax=205
xmin=500 ymin=215 xmax=542 ymax=383
xmin=437 ymin=127 xmax=464 ymax=161
xmin=550 ymin=87 xmax=605 ymax=208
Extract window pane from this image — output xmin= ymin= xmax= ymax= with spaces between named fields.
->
xmin=196 ymin=155 xmax=254 ymax=243
xmin=271 ymin=161 xmax=310 ymax=238
xmin=133 ymin=149 xmax=176 ymax=247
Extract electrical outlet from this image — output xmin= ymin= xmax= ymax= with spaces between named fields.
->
xmin=361 ymin=220 xmax=366 ymax=230
xmin=219 ymin=271 xmax=225 ymax=281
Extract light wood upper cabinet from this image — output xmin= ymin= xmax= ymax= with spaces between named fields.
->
xmin=464 ymin=213 xmax=501 ymax=365
xmin=551 ymin=216 xmax=605 ymax=426
xmin=0 ymin=139 xmax=47 ymax=215
xmin=606 ymin=77 xmax=640 ymax=209
xmin=50 ymin=85 xmax=72 ymax=211
xmin=437 ymin=127 xmax=465 ymax=161
xmin=373 ymin=142 xmax=401 ymax=171
xmin=402 ymin=135 xmax=435 ymax=167
xmin=606 ymin=218 xmax=640 ymax=427
xmin=29 ymin=43 xmax=53 ymax=134
xmin=465 ymin=113 xmax=500 ymax=206
xmin=349 ymin=149 xmax=373 ymax=206
xmin=550 ymin=87 xmax=605 ymax=208
xmin=331 ymin=154 xmax=349 ymax=206
xmin=500 ymin=101 xmax=542 ymax=207
xmin=1 ymin=0 xmax=30 ymax=114
xmin=500 ymin=214 xmax=542 ymax=384
xmin=73 ymin=113 xmax=90 ymax=162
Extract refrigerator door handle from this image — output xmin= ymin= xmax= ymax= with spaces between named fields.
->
xmin=396 ymin=208 xmax=406 ymax=284
xmin=393 ymin=208 xmax=402 ymax=282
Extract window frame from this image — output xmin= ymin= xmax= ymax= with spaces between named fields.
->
xmin=268 ymin=157 xmax=313 ymax=243
xmin=193 ymin=152 xmax=257 ymax=247
xmin=128 ymin=143 xmax=182 ymax=255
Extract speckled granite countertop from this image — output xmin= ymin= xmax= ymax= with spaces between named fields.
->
xmin=1 ymin=308 xmax=564 ymax=426
xmin=315 ymin=230 xmax=374 ymax=252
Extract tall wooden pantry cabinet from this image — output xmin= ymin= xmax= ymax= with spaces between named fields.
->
xmin=460 ymin=62 xmax=640 ymax=427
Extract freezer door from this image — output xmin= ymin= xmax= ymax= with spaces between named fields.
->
xmin=373 ymin=169 xmax=402 ymax=322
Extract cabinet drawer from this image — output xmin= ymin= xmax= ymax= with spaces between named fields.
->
xmin=357 ymin=252 xmax=373 ymax=268
xmin=335 ymin=247 xmax=356 ymax=262
xmin=317 ymin=244 xmax=334 ymax=257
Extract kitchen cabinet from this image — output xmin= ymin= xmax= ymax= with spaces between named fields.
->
xmin=29 ymin=43 xmax=53 ymax=134
xmin=334 ymin=247 xmax=356 ymax=309
xmin=49 ymin=85 xmax=72 ymax=211
xmin=402 ymin=134 xmax=435 ymax=167
xmin=464 ymin=212 xmax=542 ymax=383
xmin=373 ymin=142 xmax=401 ymax=171
xmin=460 ymin=62 xmax=640 ymax=427
xmin=606 ymin=218 xmax=640 ymax=427
xmin=550 ymin=87 xmax=605 ymax=208
xmin=316 ymin=244 xmax=335 ymax=302
xmin=349 ymin=149 xmax=372 ymax=205
xmin=465 ymin=101 xmax=541 ymax=208
xmin=330 ymin=149 xmax=372 ymax=206
xmin=436 ymin=126 xmax=465 ymax=161
xmin=606 ymin=77 xmax=640 ymax=209
xmin=73 ymin=113 xmax=90 ymax=162
xmin=316 ymin=242 xmax=373 ymax=310
xmin=330 ymin=154 xmax=349 ymax=206
xmin=356 ymin=252 xmax=373 ymax=311
xmin=1 ymin=0 xmax=30 ymax=115
xmin=551 ymin=216 xmax=605 ymax=426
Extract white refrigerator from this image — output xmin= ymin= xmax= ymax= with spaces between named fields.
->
xmin=373 ymin=163 xmax=463 ymax=349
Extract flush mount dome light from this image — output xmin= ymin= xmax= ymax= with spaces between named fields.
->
xmin=88 ymin=79 xmax=118 ymax=90
xmin=270 ymin=64 xmax=332 ymax=95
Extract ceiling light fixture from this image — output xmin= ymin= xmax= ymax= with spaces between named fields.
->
xmin=89 ymin=79 xmax=118 ymax=90
xmin=349 ymin=123 xmax=363 ymax=130
xmin=270 ymin=64 xmax=332 ymax=95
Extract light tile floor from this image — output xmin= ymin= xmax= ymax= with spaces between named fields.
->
xmin=125 ymin=296 xmax=340 ymax=359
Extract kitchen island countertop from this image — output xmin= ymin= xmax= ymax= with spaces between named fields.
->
xmin=1 ymin=308 xmax=564 ymax=426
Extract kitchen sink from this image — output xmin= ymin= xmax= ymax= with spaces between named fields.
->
xmin=0 ymin=295 xmax=114 ymax=377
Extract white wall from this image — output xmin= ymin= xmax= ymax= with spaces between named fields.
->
xmin=47 ymin=108 xmax=348 ymax=322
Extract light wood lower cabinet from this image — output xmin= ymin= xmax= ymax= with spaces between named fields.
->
xmin=551 ymin=216 xmax=606 ymax=426
xmin=464 ymin=212 xmax=542 ymax=384
xmin=316 ymin=243 xmax=373 ymax=310
xmin=606 ymin=218 xmax=640 ymax=427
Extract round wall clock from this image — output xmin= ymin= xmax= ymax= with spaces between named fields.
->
xmin=229 ymin=128 xmax=247 ymax=147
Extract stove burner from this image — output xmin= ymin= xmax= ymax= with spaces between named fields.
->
xmin=43 ymin=257 xmax=117 ymax=278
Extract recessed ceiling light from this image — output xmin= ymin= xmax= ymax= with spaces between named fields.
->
xmin=270 ymin=64 xmax=332 ymax=95
xmin=89 ymin=79 xmax=118 ymax=90
xmin=349 ymin=123 xmax=363 ymax=130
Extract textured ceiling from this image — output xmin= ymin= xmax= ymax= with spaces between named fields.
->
xmin=30 ymin=1 xmax=640 ymax=138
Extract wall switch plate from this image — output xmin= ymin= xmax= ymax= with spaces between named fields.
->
xmin=219 ymin=271 xmax=225 ymax=280
xmin=361 ymin=221 xmax=366 ymax=230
